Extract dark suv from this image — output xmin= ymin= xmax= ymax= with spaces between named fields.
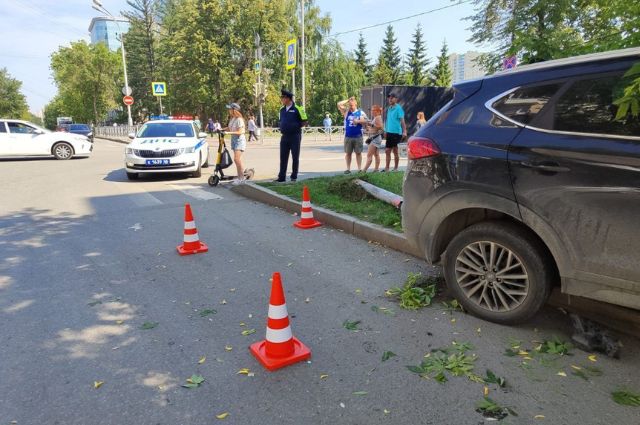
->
xmin=403 ymin=48 xmax=640 ymax=324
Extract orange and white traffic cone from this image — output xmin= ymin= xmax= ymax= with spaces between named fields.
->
xmin=293 ymin=185 xmax=322 ymax=229
xmin=250 ymin=272 xmax=311 ymax=371
xmin=176 ymin=203 xmax=208 ymax=256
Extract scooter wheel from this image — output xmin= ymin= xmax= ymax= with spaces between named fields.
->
xmin=208 ymin=175 xmax=220 ymax=186
xmin=244 ymin=168 xmax=255 ymax=180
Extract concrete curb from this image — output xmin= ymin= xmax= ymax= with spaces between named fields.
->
xmin=230 ymin=182 xmax=423 ymax=258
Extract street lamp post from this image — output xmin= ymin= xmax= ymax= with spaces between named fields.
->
xmin=92 ymin=0 xmax=133 ymax=127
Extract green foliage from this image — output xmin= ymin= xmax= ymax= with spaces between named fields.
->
xmin=476 ymin=397 xmax=516 ymax=420
xmin=381 ymin=351 xmax=397 ymax=362
xmin=407 ymin=343 xmax=480 ymax=383
xmin=611 ymin=389 xmax=640 ymax=406
xmin=43 ymin=96 xmax=66 ymax=130
xmin=430 ymin=41 xmax=452 ymax=87
xmin=537 ymin=337 xmax=573 ymax=356
xmin=354 ymin=33 xmax=371 ymax=82
xmin=343 ymin=320 xmax=361 ymax=331
xmin=50 ymin=41 xmax=122 ymax=124
xmin=379 ymin=25 xmax=402 ymax=84
xmin=140 ymin=321 xmax=158 ymax=329
xmin=199 ymin=309 xmax=217 ymax=317
xmin=484 ymin=369 xmax=507 ymax=387
xmin=614 ymin=63 xmax=640 ymax=119
xmin=406 ymin=24 xmax=430 ymax=86
xmin=385 ymin=272 xmax=438 ymax=310
xmin=181 ymin=374 xmax=205 ymax=388
xmin=0 ymin=68 xmax=29 ymax=119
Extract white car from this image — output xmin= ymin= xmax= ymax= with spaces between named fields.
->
xmin=124 ymin=120 xmax=209 ymax=180
xmin=0 ymin=119 xmax=93 ymax=160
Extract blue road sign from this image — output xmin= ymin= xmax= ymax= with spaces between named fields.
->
xmin=151 ymin=81 xmax=167 ymax=96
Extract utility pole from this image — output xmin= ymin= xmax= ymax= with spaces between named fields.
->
xmin=254 ymin=33 xmax=264 ymax=139
xmin=300 ymin=0 xmax=305 ymax=106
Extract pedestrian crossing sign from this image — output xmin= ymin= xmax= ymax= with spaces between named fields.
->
xmin=151 ymin=82 xmax=167 ymax=96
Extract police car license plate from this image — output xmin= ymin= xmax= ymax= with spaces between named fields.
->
xmin=146 ymin=159 xmax=170 ymax=166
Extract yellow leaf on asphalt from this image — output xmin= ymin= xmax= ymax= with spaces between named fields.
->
xmin=518 ymin=350 xmax=529 ymax=356
xmin=557 ymin=371 xmax=567 ymax=377
xmin=287 ymin=263 xmax=293 ymax=267
xmin=239 ymin=322 xmax=246 ymax=327
xmin=355 ymin=289 xmax=362 ymax=294
xmin=477 ymin=328 xmax=481 ymax=333
xmin=588 ymin=355 xmax=597 ymax=362
xmin=116 ymin=320 xmax=123 ymax=325
xmin=534 ymin=415 xmax=545 ymax=419
xmin=225 ymin=345 xmax=233 ymax=351
xmin=198 ymin=356 xmax=206 ymax=364
xmin=451 ymin=318 xmax=456 ymax=323
xmin=216 ymin=412 xmax=229 ymax=419
xmin=524 ymin=356 xmax=532 ymax=360
xmin=483 ymin=386 xmax=489 ymax=396
xmin=241 ymin=329 xmax=256 ymax=336
xmin=237 ymin=368 xmax=250 ymax=375
xmin=383 ymin=409 xmax=390 ymax=414
xmin=320 ymin=374 xmax=329 ymax=379
xmin=94 ymin=381 xmax=104 ymax=389
xmin=570 ymin=365 xmax=582 ymax=370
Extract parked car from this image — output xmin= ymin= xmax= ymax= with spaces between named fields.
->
xmin=402 ymin=47 xmax=640 ymax=324
xmin=0 ymin=119 xmax=93 ymax=160
xmin=124 ymin=119 xmax=209 ymax=180
xmin=66 ymin=123 xmax=93 ymax=142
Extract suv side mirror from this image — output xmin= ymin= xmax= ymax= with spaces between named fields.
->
xmin=128 ymin=132 xmax=135 ymax=139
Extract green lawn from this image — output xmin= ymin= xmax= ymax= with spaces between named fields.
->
xmin=259 ymin=171 xmax=404 ymax=232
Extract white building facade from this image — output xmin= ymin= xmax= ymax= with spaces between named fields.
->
xmin=448 ymin=51 xmax=486 ymax=84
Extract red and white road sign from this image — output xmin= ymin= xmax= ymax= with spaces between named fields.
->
xmin=123 ymin=95 xmax=134 ymax=106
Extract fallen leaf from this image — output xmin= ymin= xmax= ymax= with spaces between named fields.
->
xmin=355 ymin=289 xmax=362 ymax=294
xmin=241 ymin=329 xmax=256 ymax=336
xmin=239 ymin=322 xmax=246 ymax=327
xmin=237 ymin=368 xmax=250 ymax=375
xmin=403 ymin=258 xmax=410 ymax=262
xmin=220 ymin=299 xmax=227 ymax=305
xmin=200 ymin=309 xmax=217 ymax=317
xmin=534 ymin=415 xmax=545 ymax=419
xmin=140 ymin=321 xmax=158 ymax=330
xmin=451 ymin=318 xmax=456 ymax=323
xmin=518 ymin=350 xmax=529 ymax=356
xmin=383 ymin=409 xmax=390 ymax=414
xmin=340 ymin=402 xmax=346 ymax=408
xmin=570 ymin=365 xmax=582 ymax=370
xmin=381 ymin=351 xmax=397 ymax=362
xmin=94 ymin=381 xmax=104 ymax=389
xmin=557 ymin=371 xmax=567 ymax=377
xmin=198 ymin=356 xmax=206 ymax=364
xmin=484 ymin=386 xmax=489 ymax=396
xmin=588 ymin=355 xmax=597 ymax=362
xmin=352 ymin=391 xmax=368 ymax=396
xmin=287 ymin=263 xmax=293 ymax=267
xmin=116 ymin=320 xmax=124 ymax=325
xmin=216 ymin=412 xmax=229 ymax=419
xmin=477 ymin=328 xmax=481 ymax=333
xmin=225 ymin=345 xmax=233 ymax=351
xmin=320 ymin=374 xmax=329 ymax=379
xmin=305 ymin=297 xmax=311 ymax=303
xmin=229 ymin=288 xmax=236 ymax=292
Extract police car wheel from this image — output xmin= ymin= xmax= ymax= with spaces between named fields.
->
xmin=192 ymin=153 xmax=202 ymax=178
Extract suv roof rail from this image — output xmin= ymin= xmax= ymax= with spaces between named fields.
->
xmin=492 ymin=47 xmax=640 ymax=77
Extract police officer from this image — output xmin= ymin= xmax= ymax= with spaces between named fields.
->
xmin=275 ymin=89 xmax=308 ymax=182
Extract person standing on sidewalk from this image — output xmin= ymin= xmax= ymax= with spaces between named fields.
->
xmin=323 ymin=113 xmax=332 ymax=140
xmin=383 ymin=92 xmax=406 ymax=172
xmin=337 ymin=96 xmax=367 ymax=174
xmin=363 ymin=105 xmax=384 ymax=173
xmin=275 ymin=89 xmax=308 ymax=183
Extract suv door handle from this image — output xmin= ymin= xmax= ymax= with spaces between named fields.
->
xmin=520 ymin=162 xmax=571 ymax=173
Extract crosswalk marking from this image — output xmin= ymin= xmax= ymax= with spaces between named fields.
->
xmin=169 ymin=184 xmax=224 ymax=201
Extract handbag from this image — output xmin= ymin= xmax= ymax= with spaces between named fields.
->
xmin=220 ymin=147 xmax=233 ymax=169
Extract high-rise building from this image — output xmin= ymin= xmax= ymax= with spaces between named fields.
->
xmin=88 ymin=17 xmax=130 ymax=52
xmin=448 ymin=51 xmax=486 ymax=84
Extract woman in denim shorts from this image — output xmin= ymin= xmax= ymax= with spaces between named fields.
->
xmin=225 ymin=102 xmax=247 ymax=185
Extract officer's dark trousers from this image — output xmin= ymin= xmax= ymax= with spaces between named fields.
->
xmin=278 ymin=132 xmax=301 ymax=181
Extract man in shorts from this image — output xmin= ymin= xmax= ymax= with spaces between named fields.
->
xmin=383 ymin=92 xmax=406 ymax=172
xmin=337 ymin=96 xmax=367 ymax=174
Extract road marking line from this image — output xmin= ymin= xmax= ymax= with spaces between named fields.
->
xmin=170 ymin=185 xmax=223 ymax=201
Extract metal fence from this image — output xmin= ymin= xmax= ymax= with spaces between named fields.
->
xmin=95 ymin=125 xmax=140 ymax=139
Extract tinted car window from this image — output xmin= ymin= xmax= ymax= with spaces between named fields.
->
xmin=552 ymin=72 xmax=640 ymax=137
xmin=0 ymin=122 xmax=6 ymax=133
xmin=492 ymin=83 xmax=563 ymax=125
xmin=8 ymin=122 xmax=36 ymax=134
xmin=138 ymin=123 xmax=194 ymax=138
xmin=70 ymin=124 xmax=90 ymax=131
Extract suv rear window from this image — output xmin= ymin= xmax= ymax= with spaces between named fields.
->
xmin=552 ymin=73 xmax=640 ymax=137
xmin=492 ymin=83 xmax=563 ymax=125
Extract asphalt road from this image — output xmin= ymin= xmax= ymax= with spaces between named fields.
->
xmin=0 ymin=140 xmax=638 ymax=425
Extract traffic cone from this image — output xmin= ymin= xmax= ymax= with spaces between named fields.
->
xmin=176 ymin=203 xmax=208 ymax=255
xmin=250 ymin=272 xmax=311 ymax=371
xmin=293 ymin=186 xmax=322 ymax=229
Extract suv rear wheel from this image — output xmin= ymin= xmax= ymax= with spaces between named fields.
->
xmin=442 ymin=221 xmax=552 ymax=324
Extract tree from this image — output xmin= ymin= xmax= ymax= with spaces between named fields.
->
xmin=379 ymin=25 xmax=402 ymax=83
xmin=354 ymin=33 xmax=371 ymax=81
xmin=430 ymin=41 xmax=452 ymax=87
xmin=0 ymin=68 xmax=29 ymax=119
xmin=122 ymin=0 xmax=160 ymax=119
xmin=50 ymin=41 xmax=122 ymax=124
xmin=406 ymin=23 xmax=429 ymax=86
xmin=371 ymin=55 xmax=394 ymax=85
xmin=43 ymin=96 xmax=66 ymax=129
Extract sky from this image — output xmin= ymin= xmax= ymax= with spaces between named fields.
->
xmin=0 ymin=0 xmax=479 ymax=113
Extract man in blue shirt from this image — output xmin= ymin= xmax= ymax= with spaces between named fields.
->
xmin=337 ymin=96 xmax=367 ymax=174
xmin=384 ymin=92 xmax=406 ymax=172
xmin=276 ymin=89 xmax=308 ymax=182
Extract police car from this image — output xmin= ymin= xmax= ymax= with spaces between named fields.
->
xmin=124 ymin=119 xmax=209 ymax=180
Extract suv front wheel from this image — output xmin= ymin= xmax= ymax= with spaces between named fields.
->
xmin=442 ymin=221 xmax=552 ymax=324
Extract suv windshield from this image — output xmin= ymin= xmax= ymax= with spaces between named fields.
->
xmin=138 ymin=122 xmax=194 ymax=138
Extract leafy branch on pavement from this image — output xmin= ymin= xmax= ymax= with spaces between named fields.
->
xmin=381 ymin=351 xmax=397 ymax=362
xmin=611 ymin=389 xmax=640 ymax=406
xmin=385 ymin=273 xmax=440 ymax=310
xmin=406 ymin=342 xmax=481 ymax=383
xmin=537 ymin=337 xmax=573 ymax=356
xmin=484 ymin=369 xmax=507 ymax=388
xmin=441 ymin=299 xmax=464 ymax=314
xmin=199 ymin=309 xmax=217 ymax=317
xmin=476 ymin=397 xmax=517 ymax=420
xmin=181 ymin=374 xmax=205 ymax=389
